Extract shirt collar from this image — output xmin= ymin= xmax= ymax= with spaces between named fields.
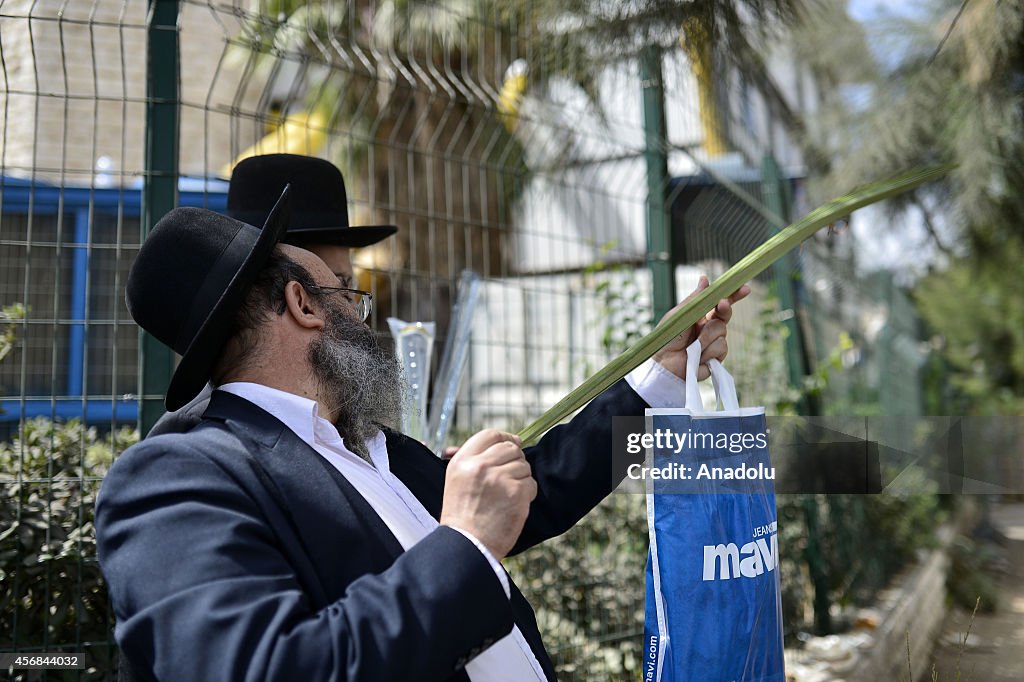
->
xmin=218 ymin=382 xmax=320 ymax=444
xmin=217 ymin=382 xmax=388 ymax=465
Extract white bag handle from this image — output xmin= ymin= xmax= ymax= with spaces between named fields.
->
xmin=684 ymin=340 xmax=740 ymax=412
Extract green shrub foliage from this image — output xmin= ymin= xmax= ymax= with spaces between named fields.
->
xmin=0 ymin=417 xmax=137 ymax=677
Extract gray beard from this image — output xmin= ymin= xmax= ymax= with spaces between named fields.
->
xmin=307 ymin=304 xmax=403 ymax=458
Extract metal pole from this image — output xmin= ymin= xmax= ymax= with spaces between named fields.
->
xmin=802 ymin=495 xmax=832 ymax=634
xmin=640 ymin=45 xmax=675 ymax=320
xmin=140 ymin=0 xmax=180 ymax=433
xmin=761 ymin=153 xmax=815 ymax=413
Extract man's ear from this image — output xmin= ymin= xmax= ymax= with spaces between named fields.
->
xmin=283 ymin=281 xmax=326 ymax=330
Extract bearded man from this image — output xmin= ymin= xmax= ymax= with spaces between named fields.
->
xmin=148 ymin=153 xmax=396 ymax=438
xmin=97 ymin=182 xmax=747 ymax=680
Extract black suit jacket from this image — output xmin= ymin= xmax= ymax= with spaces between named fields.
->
xmin=97 ymin=381 xmax=647 ymax=681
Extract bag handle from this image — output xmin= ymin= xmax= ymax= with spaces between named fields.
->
xmin=684 ymin=339 xmax=740 ymax=412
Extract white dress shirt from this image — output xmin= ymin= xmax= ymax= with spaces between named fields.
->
xmin=219 ymin=360 xmax=683 ymax=681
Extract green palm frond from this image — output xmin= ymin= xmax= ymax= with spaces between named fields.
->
xmin=518 ymin=164 xmax=953 ymax=444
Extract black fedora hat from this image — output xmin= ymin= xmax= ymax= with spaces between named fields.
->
xmin=126 ymin=186 xmax=292 ymax=410
xmin=226 ymin=154 xmax=397 ymax=248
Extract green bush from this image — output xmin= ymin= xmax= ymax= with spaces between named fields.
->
xmin=0 ymin=417 xmax=137 ymax=678
xmin=775 ymin=490 xmax=943 ymax=640
xmin=947 ymin=537 xmax=999 ymax=614
xmin=505 ymin=493 xmax=648 ymax=680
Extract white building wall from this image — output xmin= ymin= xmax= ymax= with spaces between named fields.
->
xmin=458 ymin=264 xmax=771 ymax=431
xmin=0 ymin=0 xmax=261 ymax=184
xmin=513 ymin=38 xmax=815 ymax=275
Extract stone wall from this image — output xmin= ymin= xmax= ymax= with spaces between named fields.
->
xmin=848 ymin=525 xmax=954 ymax=682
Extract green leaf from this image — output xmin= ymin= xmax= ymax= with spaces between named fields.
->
xmin=518 ymin=164 xmax=953 ymax=444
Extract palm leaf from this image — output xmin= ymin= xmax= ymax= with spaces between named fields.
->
xmin=518 ymin=164 xmax=953 ymax=444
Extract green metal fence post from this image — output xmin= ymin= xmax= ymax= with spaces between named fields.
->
xmin=139 ymin=0 xmax=180 ymax=433
xmin=763 ymin=153 xmax=832 ymax=634
xmin=640 ymin=45 xmax=675 ymax=321
xmin=761 ymin=153 xmax=815 ymax=413
xmin=802 ymin=495 xmax=832 ymax=634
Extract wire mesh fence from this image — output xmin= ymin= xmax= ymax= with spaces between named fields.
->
xmin=0 ymin=1 xmax=935 ymax=679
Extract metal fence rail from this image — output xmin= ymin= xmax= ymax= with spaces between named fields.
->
xmin=0 ymin=1 xmax=932 ymax=678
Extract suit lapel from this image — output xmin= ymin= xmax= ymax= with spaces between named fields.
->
xmin=204 ymin=393 xmax=556 ymax=680
xmin=384 ymin=429 xmax=447 ymax=521
xmin=203 ymin=391 xmax=405 ymax=599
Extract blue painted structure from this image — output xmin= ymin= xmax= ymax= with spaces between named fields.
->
xmin=0 ymin=175 xmax=228 ymax=424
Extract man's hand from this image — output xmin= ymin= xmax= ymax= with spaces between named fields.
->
xmin=651 ymin=276 xmax=751 ymax=381
xmin=440 ymin=429 xmax=537 ymax=560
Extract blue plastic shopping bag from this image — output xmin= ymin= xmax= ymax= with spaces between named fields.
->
xmin=643 ymin=342 xmax=784 ymax=682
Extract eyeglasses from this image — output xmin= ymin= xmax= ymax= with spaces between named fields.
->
xmin=307 ymin=285 xmax=373 ymax=322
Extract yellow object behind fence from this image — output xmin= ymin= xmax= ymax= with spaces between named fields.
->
xmin=221 ymin=109 xmax=329 ymax=177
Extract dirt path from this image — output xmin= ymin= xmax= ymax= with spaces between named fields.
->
xmin=929 ymin=503 xmax=1024 ymax=682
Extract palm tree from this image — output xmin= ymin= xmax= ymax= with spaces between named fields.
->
xmin=228 ymin=0 xmax=809 ymax=320
xmin=797 ymin=0 xmax=1024 ymax=260
xmin=791 ymin=0 xmax=1024 ymax=411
